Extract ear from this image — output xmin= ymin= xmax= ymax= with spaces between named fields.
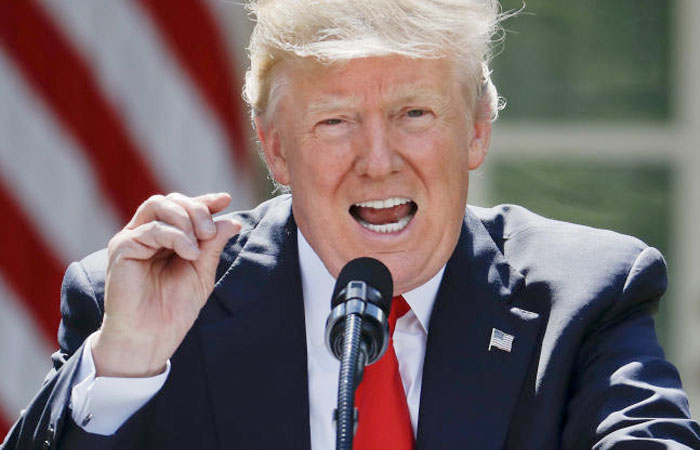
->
xmin=255 ymin=117 xmax=290 ymax=185
xmin=467 ymin=117 xmax=491 ymax=170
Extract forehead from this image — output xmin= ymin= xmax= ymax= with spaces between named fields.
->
xmin=278 ymin=56 xmax=461 ymax=109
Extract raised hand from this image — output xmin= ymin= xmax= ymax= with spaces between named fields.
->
xmin=91 ymin=193 xmax=241 ymax=377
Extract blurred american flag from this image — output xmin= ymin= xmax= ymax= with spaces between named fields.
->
xmin=0 ymin=0 xmax=254 ymax=439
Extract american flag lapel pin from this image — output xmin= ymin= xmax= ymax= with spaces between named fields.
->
xmin=488 ymin=328 xmax=514 ymax=353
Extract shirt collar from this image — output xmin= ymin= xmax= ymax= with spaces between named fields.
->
xmin=297 ymin=229 xmax=443 ymax=334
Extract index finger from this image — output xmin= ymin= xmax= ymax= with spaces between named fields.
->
xmin=127 ymin=192 xmax=231 ymax=230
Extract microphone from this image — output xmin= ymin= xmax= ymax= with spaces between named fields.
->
xmin=325 ymin=257 xmax=393 ymax=450
xmin=325 ymin=257 xmax=393 ymax=365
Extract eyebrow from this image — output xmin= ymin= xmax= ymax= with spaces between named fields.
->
xmin=391 ymin=83 xmax=441 ymax=102
xmin=305 ymin=82 xmax=453 ymax=117
xmin=306 ymin=97 xmax=362 ymax=115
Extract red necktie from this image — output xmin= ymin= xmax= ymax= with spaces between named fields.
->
xmin=354 ymin=296 xmax=415 ymax=450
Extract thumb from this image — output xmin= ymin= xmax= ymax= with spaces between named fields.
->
xmin=196 ymin=218 xmax=242 ymax=277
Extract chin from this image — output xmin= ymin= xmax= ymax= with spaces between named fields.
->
xmin=371 ymin=254 xmax=420 ymax=295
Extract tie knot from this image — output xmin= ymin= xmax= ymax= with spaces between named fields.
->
xmin=388 ymin=296 xmax=411 ymax=333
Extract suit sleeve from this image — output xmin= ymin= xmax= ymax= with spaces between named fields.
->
xmin=562 ymin=247 xmax=700 ymax=449
xmin=1 ymin=260 xmax=100 ymax=450
xmin=1 ymin=256 xmax=154 ymax=450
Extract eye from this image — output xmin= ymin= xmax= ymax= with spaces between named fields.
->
xmin=314 ymin=116 xmax=353 ymax=139
xmin=406 ymin=109 xmax=427 ymax=118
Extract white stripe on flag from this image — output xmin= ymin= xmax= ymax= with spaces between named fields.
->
xmin=0 ymin=275 xmax=53 ymax=419
xmin=208 ymin=0 xmax=253 ymax=72
xmin=40 ymin=0 xmax=255 ymax=209
xmin=0 ymin=49 xmax=121 ymax=262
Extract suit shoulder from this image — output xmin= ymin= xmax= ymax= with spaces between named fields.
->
xmin=59 ymin=249 xmax=108 ymax=353
xmin=469 ymin=203 xmax=650 ymax=256
xmin=213 ymin=194 xmax=293 ymax=278
xmin=223 ymin=194 xmax=292 ymax=231
xmin=468 ymin=204 xmax=666 ymax=305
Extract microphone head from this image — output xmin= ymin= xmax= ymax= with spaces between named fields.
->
xmin=332 ymin=257 xmax=393 ymax=312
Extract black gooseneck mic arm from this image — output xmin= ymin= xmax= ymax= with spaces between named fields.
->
xmin=325 ymin=258 xmax=393 ymax=450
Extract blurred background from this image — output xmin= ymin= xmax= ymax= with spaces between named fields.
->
xmin=0 ymin=0 xmax=698 ymax=440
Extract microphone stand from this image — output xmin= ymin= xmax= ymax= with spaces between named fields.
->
xmin=334 ymin=312 xmax=368 ymax=450
xmin=328 ymin=291 xmax=388 ymax=450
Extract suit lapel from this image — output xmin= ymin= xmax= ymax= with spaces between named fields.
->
xmin=198 ymin=201 xmax=311 ymax=450
xmin=417 ymin=209 xmax=542 ymax=450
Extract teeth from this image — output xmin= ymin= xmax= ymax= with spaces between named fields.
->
xmin=355 ymin=197 xmax=411 ymax=209
xmin=358 ymin=215 xmax=412 ymax=234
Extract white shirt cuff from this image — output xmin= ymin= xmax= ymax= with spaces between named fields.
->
xmin=70 ymin=332 xmax=171 ymax=435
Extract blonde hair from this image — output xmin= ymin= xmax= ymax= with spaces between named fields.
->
xmin=244 ymin=0 xmax=506 ymax=125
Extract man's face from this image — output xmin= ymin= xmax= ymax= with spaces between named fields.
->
xmin=258 ymin=56 xmax=490 ymax=295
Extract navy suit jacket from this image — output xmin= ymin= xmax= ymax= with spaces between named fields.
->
xmin=3 ymin=195 xmax=700 ymax=449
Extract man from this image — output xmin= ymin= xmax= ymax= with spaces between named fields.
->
xmin=3 ymin=0 xmax=700 ymax=449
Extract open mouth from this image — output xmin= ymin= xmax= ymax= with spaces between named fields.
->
xmin=349 ymin=197 xmax=418 ymax=234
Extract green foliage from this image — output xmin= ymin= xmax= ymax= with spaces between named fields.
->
xmin=493 ymin=0 xmax=672 ymax=121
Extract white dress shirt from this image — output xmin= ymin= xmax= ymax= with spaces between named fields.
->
xmin=70 ymin=230 xmax=444 ymax=449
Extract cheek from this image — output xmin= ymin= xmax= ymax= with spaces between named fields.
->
xmin=408 ymin=130 xmax=470 ymax=181
xmin=431 ymin=147 xmax=471 ymax=211
xmin=295 ymin=138 xmax=357 ymax=188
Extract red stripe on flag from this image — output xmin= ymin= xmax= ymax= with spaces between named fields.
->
xmin=137 ymin=0 xmax=250 ymax=167
xmin=0 ymin=403 xmax=11 ymax=446
xmin=0 ymin=2 xmax=162 ymax=223
xmin=0 ymin=180 xmax=63 ymax=344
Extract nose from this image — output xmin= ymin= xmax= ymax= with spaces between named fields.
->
xmin=353 ymin=116 xmax=403 ymax=179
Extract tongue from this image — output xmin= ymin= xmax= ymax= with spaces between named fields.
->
xmin=355 ymin=203 xmax=413 ymax=225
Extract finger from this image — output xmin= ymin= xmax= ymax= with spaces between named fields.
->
xmin=126 ymin=195 xmax=196 ymax=243
xmin=191 ymin=192 xmax=231 ymax=215
xmin=195 ymin=218 xmax=242 ymax=276
xmin=113 ymin=221 xmax=201 ymax=261
xmin=166 ymin=193 xmax=220 ymax=240
xmin=135 ymin=221 xmax=201 ymax=261
xmin=108 ymin=232 xmax=166 ymax=263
